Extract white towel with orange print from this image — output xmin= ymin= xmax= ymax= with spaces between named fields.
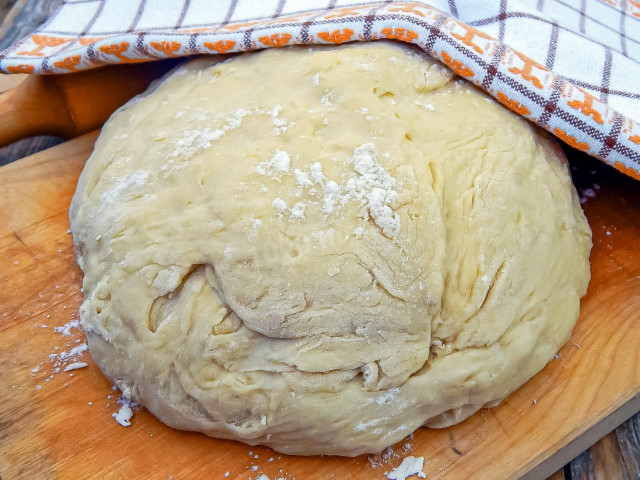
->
xmin=1 ymin=0 xmax=639 ymax=180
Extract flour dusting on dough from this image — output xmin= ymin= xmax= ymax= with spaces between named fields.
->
xmin=171 ymin=109 xmax=250 ymax=158
xmin=255 ymin=149 xmax=291 ymax=178
xmin=345 ymin=143 xmax=400 ymax=237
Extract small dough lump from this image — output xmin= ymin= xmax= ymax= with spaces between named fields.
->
xmin=70 ymin=42 xmax=591 ymax=456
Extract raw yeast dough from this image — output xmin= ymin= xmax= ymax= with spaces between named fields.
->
xmin=69 ymin=41 xmax=592 ymax=456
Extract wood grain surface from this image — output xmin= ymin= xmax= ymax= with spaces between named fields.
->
xmin=0 ymin=1 xmax=639 ymax=475
xmin=0 ymin=131 xmax=639 ymax=479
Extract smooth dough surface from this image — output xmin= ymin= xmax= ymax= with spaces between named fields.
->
xmin=70 ymin=41 xmax=592 ymax=456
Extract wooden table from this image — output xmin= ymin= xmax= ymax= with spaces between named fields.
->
xmin=1 ymin=2 xmax=639 ymax=479
xmin=0 ymin=105 xmax=640 ymax=480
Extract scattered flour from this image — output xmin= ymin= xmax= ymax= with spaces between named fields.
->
xmin=345 ymin=143 xmax=400 ymax=237
xmin=170 ymin=128 xmax=223 ymax=158
xmin=579 ymin=183 xmax=600 ymax=205
xmin=50 ymin=343 xmax=88 ymax=369
xmin=269 ymin=105 xmax=291 ymax=135
xmin=311 ymin=73 xmax=320 ymax=87
xmin=294 ymin=168 xmax=314 ymax=197
xmin=357 ymin=62 xmax=375 ymax=71
xmin=113 ymin=403 xmax=133 ymax=427
xmin=63 ymin=362 xmax=88 ymax=372
xmin=320 ymin=92 xmax=337 ymax=110
xmin=366 ymin=387 xmax=400 ymax=406
xmin=113 ymin=394 xmax=139 ymax=427
xmin=310 ymin=162 xmax=326 ymax=183
xmin=269 ymin=144 xmax=400 ymax=237
xmin=272 ymin=198 xmax=289 ymax=218
xmin=290 ymin=202 xmax=306 ymax=220
xmin=355 ymin=417 xmax=384 ymax=432
xmin=54 ymin=320 xmax=80 ymax=336
xmin=369 ymin=446 xmax=398 ymax=468
xmin=249 ymin=216 xmax=263 ymax=238
xmin=386 ymin=456 xmax=427 ymax=480
xmin=100 ymin=171 xmax=149 ymax=205
xmin=414 ymin=100 xmax=436 ymax=111
xmin=255 ymin=149 xmax=291 ymax=178
xmin=170 ymin=109 xmax=250 ymax=159
xmin=322 ymin=181 xmax=341 ymax=215
xmin=360 ymin=106 xmax=373 ymax=121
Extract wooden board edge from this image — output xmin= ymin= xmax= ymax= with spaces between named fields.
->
xmin=521 ymin=392 xmax=640 ymax=480
xmin=0 ymin=129 xmax=98 ymax=173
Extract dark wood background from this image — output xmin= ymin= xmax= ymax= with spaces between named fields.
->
xmin=0 ymin=1 xmax=638 ymax=479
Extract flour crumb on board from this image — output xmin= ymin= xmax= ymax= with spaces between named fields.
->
xmin=233 ymin=451 xmax=290 ymax=479
xmin=50 ymin=343 xmax=88 ymax=371
xmin=113 ymin=394 xmax=139 ymax=427
xmin=578 ymin=183 xmax=600 ymax=205
xmin=369 ymin=446 xmax=398 ymax=468
xmin=54 ymin=319 xmax=80 ymax=336
xmin=386 ymin=456 xmax=427 ymax=480
xmin=63 ymin=362 xmax=88 ymax=372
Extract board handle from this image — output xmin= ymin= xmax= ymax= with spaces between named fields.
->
xmin=0 ymin=74 xmax=75 ymax=146
xmin=0 ymin=59 xmax=181 ymax=148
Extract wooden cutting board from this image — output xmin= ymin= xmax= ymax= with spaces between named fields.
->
xmin=1 ymin=128 xmax=640 ymax=480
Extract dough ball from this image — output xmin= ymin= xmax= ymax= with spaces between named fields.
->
xmin=70 ymin=41 xmax=591 ymax=456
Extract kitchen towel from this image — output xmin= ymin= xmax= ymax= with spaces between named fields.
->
xmin=1 ymin=0 xmax=639 ymax=180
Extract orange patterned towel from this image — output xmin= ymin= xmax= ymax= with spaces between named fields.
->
xmin=1 ymin=0 xmax=639 ymax=180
